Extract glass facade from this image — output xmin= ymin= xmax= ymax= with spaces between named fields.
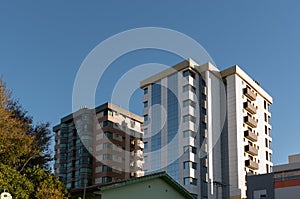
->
xmin=151 ymin=82 xmax=161 ymax=172
xmin=167 ymin=74 xmax=179 ymax=181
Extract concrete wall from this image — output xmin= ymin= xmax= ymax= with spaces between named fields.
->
xmin=246 ymin=173 xmax=274 ymax=199
xmin=275 ymin=186 xmax=300 ymax=199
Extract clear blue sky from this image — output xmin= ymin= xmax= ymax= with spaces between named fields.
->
xmin=0 ymin=0 xmax=299 ymax=165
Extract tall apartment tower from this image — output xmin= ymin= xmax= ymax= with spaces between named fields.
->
xmin=53 ymin=102 xmax=144 ymax=190
xmin=221 ymin=67 xmax=273 ymax=199
xmin=140 ymin=59 xmax=273 ymax=199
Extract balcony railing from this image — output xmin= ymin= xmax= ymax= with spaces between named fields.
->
xmin=244 ymin=101 xmax=257 ymax=114
xmin=245 ymin=159 xmax=259 ymax=170
xmin=136 ymin=140 xmax=144 ymax=149
xmin=245 ymin=145 xmax=258 ymax=156
xmin=244 ymin=130 xmax=258 ymax=142
xmin=243 ymin=87 xmax=256 ymax=101
xmin=244 ymin=116 xmax=258 ymax=128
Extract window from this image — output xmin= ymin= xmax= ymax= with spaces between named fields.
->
xmin=183 ymin=130 xmax=195 ymax=138
xmin=143 ymin=101 xmax=148 ymax=108
xmin=183 ymin=69 xmax=195 ymax=78
xmin=102 ymin=176 xmax=112 ymax=183
xmin=264 ymin=113 xmax=267 ymax=122
xmin=144 ymin=142 xmax=148 ymax=150
xmin=103 ymin=154 xmax=112 ymax=160
xmin=183 ymin=115 xmax=189 ymax=123
xmin=144 ymin=128 xmax=148 ymax=137
xmin=103 ymin=121 xmax=113 ymax=127
xmin=183 ymin=99 xmax=196 ymax=108
xmin=265 ymin=138 xmax=269 ymax=148
xmin=201 ymin=107 xmax=207 ymax=115
xmin=184 ymin=177 xmax=197 ymax=185
xmin=183 ymin=115 xmax=196 ymax=123
xmin=104 ymin=131 xmax=113 ymax=138
xmin=183 ymin=85 xmax=196 ymax=94
xmin=184 ymin=161 xmax=189 ymax=169
xmin=130 ymin=120 xmax=135 ymax=128
xmin=104 ymin=110 xmax=113 ymax=116
xmin=184 ymin=161 xmax=197 ymax=170
xmin=202 ymin=122 xmax=207 ymax=129
xmin=103 ymin=142 xmax=112 ymax=149
xmin=144 ymin=87 xmax=148 ymax=95
xmin=266 ymin=151 xmax=269 ymax=161
xmin=184 ymin=146 xmax=197 ymax=154
xmin=183 ymin=130 xmax=190 ymax=138
xmin=183 ymin=70 xmax=189 ymax=77
xmin=144 ymin=115 xmax=148 ymax=122
xmin=102 ymin=165 xmax=112 ymax=172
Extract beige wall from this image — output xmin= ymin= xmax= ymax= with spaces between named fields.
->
xmin=101 ymin=178 xmax=187 ymax=199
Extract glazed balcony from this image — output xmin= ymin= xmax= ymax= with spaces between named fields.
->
xmin=244 ymin=116 xmax=258 ymax=128
xmin=243 ymin=87 xmax=256 ymax=101
xmin=245 ymin=145 xmax=258 ymax=156
xmin=244 ymin=101 xmax=257 ymax=114
xmin=245 ymin=159 xmax=259 ymax=170
xmin=244 ymin=130 xmax=258 ymax=142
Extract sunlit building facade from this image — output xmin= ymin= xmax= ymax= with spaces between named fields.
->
xmin=53 ymin=102 xmax=144 ymax=190
xmin=140 ymin=59 xmax=273 ymax=199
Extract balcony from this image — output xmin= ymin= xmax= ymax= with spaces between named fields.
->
xmin=244 ymin=101 xmax=257 ymax=114
xmin=135 ymin=170 xmax=144 ymax=177
xmin=55 ymin=135 xmax=60 ymax=142
xmin=136 ymin=140 xmax=144 ymax=149
xmin=54 ymin=163 xmax=59 ymax=169
xmin=54 ymin=154 xmax=59 ymax=160
xmin=243 ymin=87 xmax=256 ymax=101
xmin=245 ymin=145 xmax=258 ymax=156
xmin=245 ymin=159 xmax=259 ymax=170
xmin=244 ymin=130 xmax=257 ymax=142
xmin=244 ymin=116 xmax=258 ymax=128
xmin=54 ymin=144 xmax=59 ymax=151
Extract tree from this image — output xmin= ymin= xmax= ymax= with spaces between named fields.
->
xmin=6 ymin=91 xmax=53 ymax=172
xmin=0 ymin=79 xmax=35 ymax=169
xmin=0 ymin=78 xmax=69 ymax=198
xmin=25 ymin=166 xmax=68 ymax=199
xmin=0 ymin=163 xmax=34 ymax=199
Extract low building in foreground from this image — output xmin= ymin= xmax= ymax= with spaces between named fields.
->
xmin=71 ymin=171 xmax=194 ymax=199
xmin=247 ymin=154 xmax=300 ymax=199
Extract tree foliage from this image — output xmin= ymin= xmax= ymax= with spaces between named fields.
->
xmin=25 ymin=166 xmax=68 ymax=199
xmin=0 ymin=79 xmax=35 ymax=169
xmin=7 ymin=99 xmax=53 ymax=171
xmin=0 ymin=163 xmax=34 ymax=199
xmin=0 ymin=78 xmax=68 ymax=198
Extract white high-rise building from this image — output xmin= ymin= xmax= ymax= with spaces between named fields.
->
xmin=140 ymin=59 xmax=273 ymax=199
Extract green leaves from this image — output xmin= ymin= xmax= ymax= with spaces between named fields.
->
xmin=0 ymin=78 xmax=69 ymax=198
xmin=0 ymin=164 xmax=34 ymax=199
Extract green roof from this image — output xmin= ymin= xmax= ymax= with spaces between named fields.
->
xmin=96 ymin=171 xmax=194 ymax=199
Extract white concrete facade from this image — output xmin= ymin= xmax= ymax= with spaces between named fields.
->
xmin=140 ymin=59 xmax=273 ymax=199
xmin=222 ymin=68 xmax=273 ymax=199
